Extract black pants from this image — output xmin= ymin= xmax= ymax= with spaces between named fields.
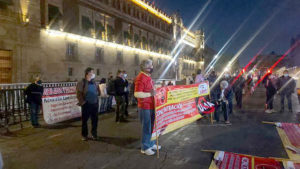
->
xmin=235 ymin=91 xmax=243 ymax=109
xmin=81 ymin=103 xmax=98 ymax=137
xmin=115 ymin=96 xmax=125 ymax=122
xmin=214 ymin=101 xmax=229 ymax=122
xmin=280 ymin=93 xmax=292 ymax=111
xmin=124 ymin=93 xmax=129 ymax=116
xmin=266 ymin=93 xmax=275 ymax=109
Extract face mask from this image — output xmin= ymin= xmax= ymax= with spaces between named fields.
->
xmin=37 ymin=80 xmax=42 ymax=85
xmin=149 ymin=68 xmax=153 ymax=74
xmin=284 ymin=74 xmax=288 ymax=77
xmin=123 ymin=74 xmax=128 ymax=78
xmin=91 ymin=73 xmax=96 ymax=79
xmin=225 ymin=74 xmax=229 ymax=78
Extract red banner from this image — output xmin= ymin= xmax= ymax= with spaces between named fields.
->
xmin=151 ymin=82 xmax=213 ymax=139
xmin=210 ymin=151 xmax=282 ymax=169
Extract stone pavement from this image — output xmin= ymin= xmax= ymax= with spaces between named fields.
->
xmin=0 ymin=87 xmax=299 ymax=169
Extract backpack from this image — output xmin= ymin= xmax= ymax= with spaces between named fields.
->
xmin=107 ymin=79 xmax=116 ymax=96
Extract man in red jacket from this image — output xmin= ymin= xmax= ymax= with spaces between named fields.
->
xmin=134 ymin=59 xmax=161 ymax=156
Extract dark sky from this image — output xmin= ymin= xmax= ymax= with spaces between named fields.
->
xmin=150 ymin=0 xmax=300 ymax=66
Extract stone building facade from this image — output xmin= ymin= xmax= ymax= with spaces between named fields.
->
xmin=0 ymin=0 xmax=205 ymax=83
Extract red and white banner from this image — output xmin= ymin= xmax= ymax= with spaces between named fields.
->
xmin=151 ymin=82 xmax=214 ymax=139
xmin=210 ymin=151 xmax=283 ymax=169
xmin=42 ymin=86 xmax=81 ymax=124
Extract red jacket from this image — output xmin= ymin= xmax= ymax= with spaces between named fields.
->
xmin=134 ymin=72 xmax=154 ymax=110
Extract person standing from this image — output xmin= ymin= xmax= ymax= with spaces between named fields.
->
xmin=76 ymin=67 xmax=100 ymax=141
xmin=114 ymin=70 xmax=127 ymax=122
xmin=214 ymin=80 xmax=232 ymax=124
xmin=233 ymin=74 xmax=245 ymax=109
xmin=221 ymin=72 xmax=234 ymax=114
xmin=265 ymin=74 xmax=277 ymax=113
xmin=122 ymin=71 xmax=129 ymax=117
xmin=134 ymin=59 xmax=160 ymax=156
xmin=195 ymin=69 xmax=205 ymax=83
xmin=161 ymin=80 xmax=166 ymax=87
xmin=277 ymin=70 xmax=296 ymax=113
xmin=25 ymin=76 xmax=44 ymax=128
xmin=99 ymin=78 xmax=108 ymax=113
xmin=107 ymin=72 xmax=114 ymax=111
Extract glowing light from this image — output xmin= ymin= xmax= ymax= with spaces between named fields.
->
xmin=183 ymin=59 xmax=196 ymax=63
xmin=157 ymin=0 xmax=212 ymax=80
xmin=182 ymin=40 xmax=196 ymax=48
xmin=130 ymin=0 xmax=172 ymax=24
xmin=183 ymin=28 xmax=196 ymax=38
xmin=44 ymin=29 xmax=172 ymax=59
xmin=254 ymin=41 xmax=299 ymax=89
xmin=20 ymin=0 xmax=30 ymax=22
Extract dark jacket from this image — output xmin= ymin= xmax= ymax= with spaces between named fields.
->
xmin=211 ymin=86 xmax=233 ymax=105
xmin=265 ymin=78 xmax=277 ymax=96
xmin=76 ymin=79 xmax=100 ymax=106
xmin=25 ymin=83 xmax=44 ymax=105
xmin=114 ymin=77 xmax=126 ymax=96
xmin=233 ymin=77 xmax=245 ymax=93
xmin=277 ymin=76 xmax=296 ymax=95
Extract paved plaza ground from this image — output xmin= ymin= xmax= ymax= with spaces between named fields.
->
xmin=0 ymin=87 xmax=300 ymax=169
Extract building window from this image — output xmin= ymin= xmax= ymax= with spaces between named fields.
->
xmin=66 ymin=43 xmax=78 ymax=61
xmin=48 ymin=4 xmax=62 ymax=29
xmin=157 ymin=58 xmax=161 ymax=68
xmin=68 ymin=68 xmax=73 ymax=76
xmin=107 ymin=25 xmax=115 ymax=42
xmin=96 ymin=69 xmax=100 ymax=76
xmin=81 ymin=15 xmax=93 ymax=36
xmin=134 ymin=54 xmax=139 ymax=66
xmin=95 ymin=21 xmax=105 ymax=39
xmin=116 ymin=51 xmax=123 ymax=64
xmin=95 ymin=47 xmax=104 ymax=63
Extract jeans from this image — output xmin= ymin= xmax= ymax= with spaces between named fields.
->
xmin=82 ymin=103 xmax=99 ymax=137
xmin=29 ymin=102 xmax=40 ymax=126
xmin=228 ymin=100 xmax=233 ymax=114
xmin=124 ymin=93 xmax=129 ymax=116
xmin=280 ymin=93 xmax=292 ymax=111
xmin=139 ymin=108 xmax=155 ymax=150
xmin=115 ymin=96 xmax=125 ymax=122
xmin=107 ymin=95 xmax=113 ymax=110
xmin=214 ymin=101 xmax=229 ymax=122
xmin=100 ymin=97 xmax=108 ymax=113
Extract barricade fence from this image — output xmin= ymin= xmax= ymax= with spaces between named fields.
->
xmin=0 ymin=82 xmax=136 ymax=132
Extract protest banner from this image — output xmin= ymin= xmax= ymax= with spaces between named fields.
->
xmin=263 ymin=121 xmax=300 ymax=161
xmin=208 ymin=151 xmax=289 ymax=169
xmin=151 ymin=81 xmax=214 ymax=140
xmin=42 ymin=86 xmax=81 ymax=124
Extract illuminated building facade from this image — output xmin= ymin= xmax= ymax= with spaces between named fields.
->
xmin=0 ymin=0 xmax=205 ymax=83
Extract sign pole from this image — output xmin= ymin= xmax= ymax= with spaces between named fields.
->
xmin=154 ymin=98 xmax=160 ymax=158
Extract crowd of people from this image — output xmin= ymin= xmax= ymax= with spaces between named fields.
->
xmin=23 ymin=59 xmax=297 ymax=156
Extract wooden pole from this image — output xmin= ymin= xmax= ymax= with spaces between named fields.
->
xmin=155 ymin=114 xmax=160 ymax=158
xmin=262 ymin=121 xmax=276 ymax=125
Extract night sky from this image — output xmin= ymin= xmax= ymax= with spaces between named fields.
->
xmin=150 ymin=0 xmax=300 ymax=66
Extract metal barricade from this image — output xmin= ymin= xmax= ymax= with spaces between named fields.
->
xmin=0 ymin=89 xmax=29 ymax=132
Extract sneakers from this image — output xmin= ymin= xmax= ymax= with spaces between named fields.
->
xmin=141 ymin=148 xmax=155 ymax=156
xmin=225 ymin=121 xmax=231 ymax=125
xmin=151 ymin=145 xmax=161 ymax=150
xmin=91 ymin=135 xmax=100 ymax=141
xmin=265 ymin=109 xmax=272 ymax=114
xmin=81 ymin=137 xmax=88 ymax=141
